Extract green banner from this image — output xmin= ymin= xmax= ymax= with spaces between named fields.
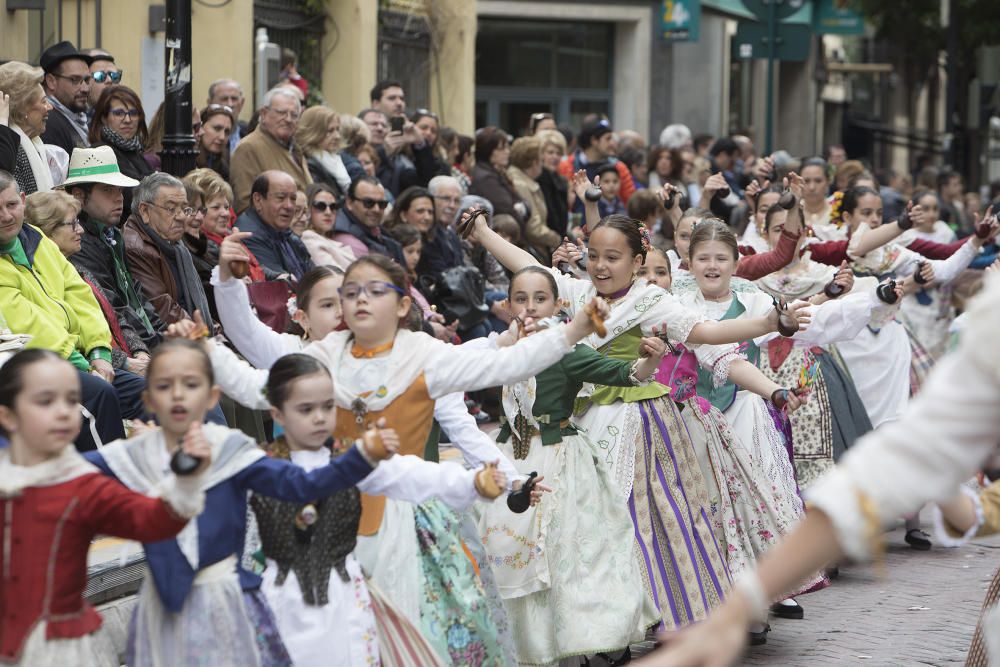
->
xmin=661 ymin=0 xmax=701 ymax=42
xmin=814 ymin=0 xmax=865 ymax=35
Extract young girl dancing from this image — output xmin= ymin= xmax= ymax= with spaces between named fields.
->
xmin=467 ymin=209 xmax=809 ymax=630
xmin=479 ymin=265 xmax=665 ymax=665
xmin=253 ymin=353 xmax=522 ymax=666
xmin=0 ymin=349 xmax=208 ymax=666
xmin=85 ymin=338 xmax=391 ymax=667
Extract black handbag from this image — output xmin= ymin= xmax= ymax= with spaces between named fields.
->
xmin=419 ymin=265 xmax=489 ymax=330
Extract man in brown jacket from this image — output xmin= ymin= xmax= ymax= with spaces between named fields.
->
xmin=230 ymin=87 xmax=312 ymax=212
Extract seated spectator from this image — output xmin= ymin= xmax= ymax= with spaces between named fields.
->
xmin=410 ymin=109 xmax=451 ymax=179
xmin=88 ymin=85 xmax=151 ymax=221
xmin=297 ymin=105 xmax=351 ymax=199
xmin=535 ymin=129 xmax=569 ymax=238
xmin=196 ymin=103 xmax=235 ymax=181
xmin=28 ymin=188 xmax=150 ymax=376
xmin=180 ymin=173 xmax=219 ymax=319
xmin=299 ymin=182 xmax=355 ymax=271
xmin=386 ymin=185 xmax=435 ymax=236
xmin=469 ymin=127 xmax=528 ymax=224
xmin=39 ymin=41 xmax=92 ymax=157
xmin=0 ymin=61 xmax=56 ymax=194
xmin=291 ymin=189 xmax=309 ymax=236
xmin=507 ymin=135 xmax=559 ymax=259
xmin=451 ymin=133 xmax=474 ymax=194
xmin=620 ymin=146 xmax=648 ymax=190
xmin=60 ymin=145 xmax=165 ymax=350
xmin=235 ymin=170 xmax=314 ymax=280
xmin=360 ymin=107 xmax=426 ymax=197
xmin=207 ymin=78 xmax=248 ymax=153
xmin=355 ymin=143 xmax=380 ymax=180
xmin=124 ymin=172 xmax=215 ymax=329
xmin=230 ymin=87 xmax=312 ymax=212
xmin=387 ymin=222 xmax=449 ymax=339
xmin=0 ymin=170 xmax=145 ymax=451
xmin=423 ymin=175 xmax=466 ymax=279
xmin=332 ymin=175 xmax=403 ymax=263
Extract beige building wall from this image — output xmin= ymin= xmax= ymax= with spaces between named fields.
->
xmin=428 ymin=0 xmax=477 ymax=134
xmin=320 ymin=0 xmax=378 ymax=117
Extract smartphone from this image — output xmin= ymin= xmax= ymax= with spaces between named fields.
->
xmin=389 ymin=116 xmax=405 ymax=133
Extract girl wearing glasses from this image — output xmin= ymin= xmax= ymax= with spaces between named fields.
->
xmin=89 ymin=85 xmax=151 ymax=221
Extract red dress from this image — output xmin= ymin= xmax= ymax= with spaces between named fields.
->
xmin=0 ymin=449 xmax=188 ymax=664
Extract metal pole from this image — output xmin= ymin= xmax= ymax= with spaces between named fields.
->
xmin=160 ymin=0 xmax=197 ymax=177
xmin=944 ymin=0 xmax=958 ymax=168
xmin=765 ymin=0 xmax=777 ymax=155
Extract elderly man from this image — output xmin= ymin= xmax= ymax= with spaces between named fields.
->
xmin=359 ymin=107 xmax=435 ymax=197
xmin=61 ymin=146 xmax=165 ymax=349
xmin=234 ymin=170 xmax=314 ymax=281
xmin=39 ymin=41 xmax=93 ymax=156
xmin=82 ymin=48 xmax=121 ymax=112
xmin=124 ymin=172 xmax=215 ymax=328
xmin=421 ymin=175 xmax=467 ymax=278
xmin=208 ymin=78 xmax=248 ymax=153
xmin=0 ymin=170 xmax=146 ymax=450
xmin=331 ymin=175 xmax=403 ymax=264
xmin=230 ymin=87 xmax=312 ymax=212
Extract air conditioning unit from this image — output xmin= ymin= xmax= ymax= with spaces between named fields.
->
xmin=255 ymin=27 xmax=281 ymax=109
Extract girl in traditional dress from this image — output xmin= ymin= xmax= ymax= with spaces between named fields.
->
xmin=478 ymin=265 xmax=664 ymax=665
xmin=85 ymin=338 xmax=390 ymax=667
xmin=253 ymin=353 xmax=525 ymax=667
xmin=467 ymin=209 xmax=809 ymax=631
xmin=203 ymin=252 xmax=610 ymax=665
xmin=0 ymin=349 xmax=208 ymax=667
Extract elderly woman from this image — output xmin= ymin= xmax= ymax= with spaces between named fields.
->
xmin=27 ymin=189 xmax=150 ymax=374
xmin=534 ymin=129 xmax=569 ymax=238
xmin=507 ymin=135 xmax=559 ymax=260
xmin=195 ymin=103 xmax=234 ymax=181
xmin=296 ymin=105 xmax=355 ymax=200
xmin=124 ymin=172 xmax=215 ymax=328
xmin=468 ymin=126 xmax=527 ymax=224
xmin=338 ymin=113 xmax=372 ymax=181
xmin=0 ymin=61 xmax=57 ymax=193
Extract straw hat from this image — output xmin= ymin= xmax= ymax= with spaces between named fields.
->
xmin=58 ymin=146 xmax=141 ymax=189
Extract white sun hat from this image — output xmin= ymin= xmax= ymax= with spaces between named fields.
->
xmin=58 ymin=145 xmax=142 ymax=189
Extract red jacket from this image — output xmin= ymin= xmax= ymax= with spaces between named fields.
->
xmin=0 ymin=467 xmax=187 ymax=661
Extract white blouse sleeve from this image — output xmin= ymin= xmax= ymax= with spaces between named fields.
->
xmin=207 ymin=340 xmax=271 ymax=410
xmin=805 ymin=275 xmax=1000 ymax=562
xmin=848 ymin=225 xmax=978 ymax=286
xmin=638 ymin=290 xmax=707 ymax=344
xmin=434 ymin=391 xmax=520 ymax=490
xmin=211 ymin=267 xmax=296 ymax=369
xmin=789 ymin=289 xmax=879 ymax=346
xmin=547 ymin=266 xmax=592 ymax=315
xmin=357 ymin=455 xmax=480 ymax=512
xmin=424 ymin=325 xmax=573 ymax=398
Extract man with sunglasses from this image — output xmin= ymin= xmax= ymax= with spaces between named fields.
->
xmin=82 ymin=48 xmax=122 ymax=114
xmin=39 ymin=41 xmax=94 ymax=157
xmin=331 ymin=175 xmax=404 ymax=264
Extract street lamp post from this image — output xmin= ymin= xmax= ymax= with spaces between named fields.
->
xmin=160 ymin=0 xmax=197 ymax=177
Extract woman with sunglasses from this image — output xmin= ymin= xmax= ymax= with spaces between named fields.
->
xmin=195 ymin=104 xmax=234 ymax=181
xmin=301 ymin=182 xmax=356 ymax=271
xmin=89 ymin=85 xmax=151 ymax=221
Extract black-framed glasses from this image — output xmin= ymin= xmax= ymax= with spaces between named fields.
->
xmin=147 ymin=202 xmax=194 ymax=218
xmin=108 ymin=108 xmax=141 ymax=120
xmin=56 ymin=219 xmax=83 ymax=231
xmin=312 ymin=201 xmax=340 ymax=213
xmin=92 ymin=70 xmax=122 ymax=84
xmin=52 ymin=73 xmax=91 ymax=86
xmin=352 ymin=197 xmax=389 ymax=210
xmin=339 ymin=281 xmax=405 ymax=301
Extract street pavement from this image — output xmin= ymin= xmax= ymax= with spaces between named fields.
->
xmin=632 ymin=514 xmax=1000 ymax=666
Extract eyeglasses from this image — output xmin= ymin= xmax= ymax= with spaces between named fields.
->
xmin=312 ymin=201 xmax=340 ymax=213
xmin=56 ymin=219 xmax=83 ymax=231
xmin=147 ymin=202 xmax=194 ymax=219
xmin=352 ymin=197 xmax=389 ymax=210
xmin=108 ymin=108 xmax=141 ymax=120
xmin=339 ymin=280 xmax=405 ymax=301
xmin=52 ymin=73 xmax=91 ymax=86
xmin=266 ymin=107 xmax=300 ymax=120
xmin=434 ymin=195 xmax=461 ymax=204
xmin=92 ymin=70 xmax=122 ymax=84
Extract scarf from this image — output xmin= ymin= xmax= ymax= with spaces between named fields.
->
xmin=308 ymin=149 xmax=352 ymax=193
xmin=139 ymin=220 xmax=216 ymax=331
xmin=100 ymin=124 xmax=144 ymax=152
xmin=204 ymin=228 xmax=266 ymax=282
xmin=48 ymin=96 xmax=89 ymax=145
xmin=12 ymin=125 xmax=54 ymax=192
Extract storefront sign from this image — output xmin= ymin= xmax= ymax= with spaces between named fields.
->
xmin=661 ymin=0 xmax=701 ymax=42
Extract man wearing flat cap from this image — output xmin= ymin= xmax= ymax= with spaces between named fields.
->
xmin=39 ymin=41 xmax=94 ymax=157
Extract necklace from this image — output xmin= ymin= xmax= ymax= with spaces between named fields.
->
xmin=351 ymin=340 xmax=394 ymax=358
xmin=598 ymin=282 xmax=633 ymax=303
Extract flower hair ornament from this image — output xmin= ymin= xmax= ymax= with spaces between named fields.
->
xmin=636 ymin=221 xmax=652 ymax=254
xmin=829 ymin=190 xmax=845 ymax=228
xmin=286 ymin=295 xmax=299 ymax=319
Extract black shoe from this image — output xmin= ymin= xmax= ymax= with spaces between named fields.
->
xmin=770 ymin=600 xmax=804 ymax=620
xmin=905 ymin=528 xmax=932 ymax=550
xmin=749 ymin=625 xmax=770 ymax=646
xmin=595 ymin=647 xmax=632 ymax=665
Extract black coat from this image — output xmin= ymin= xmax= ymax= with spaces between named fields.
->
xmin=537 ymin=168 xmax=569 ymax=237
xmin=40 ymin=108 xmax=89 ymax=158
xmin=96 ymin=142 xmax=155 ymax=224
xmin=0 ymin=125 xmax=17 ymax=173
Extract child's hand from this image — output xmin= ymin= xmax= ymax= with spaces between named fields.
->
xmin=639 ymin=336 xmax=668 ymax=361
xmin=474 ymin=461 xmax=505 ymax=499
xmin=166 ymin=310 xmax=211 ymax=341
xmin=362 ymin=417 xmax=398 ymax=461
xmin=218 ymin=229 xmax=253 ymax=282
xmin=457 ymin=207 xmax=488 ymax=241
xmin=181 ymin=421 xmax=213 ymax=475
xmin=527 ymin=475 xmax=552 ymax=506
xmin=582 ymin=296 xmax=610 ymax=336
xmin=571 ymin=169 xmax=595 ymax=203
